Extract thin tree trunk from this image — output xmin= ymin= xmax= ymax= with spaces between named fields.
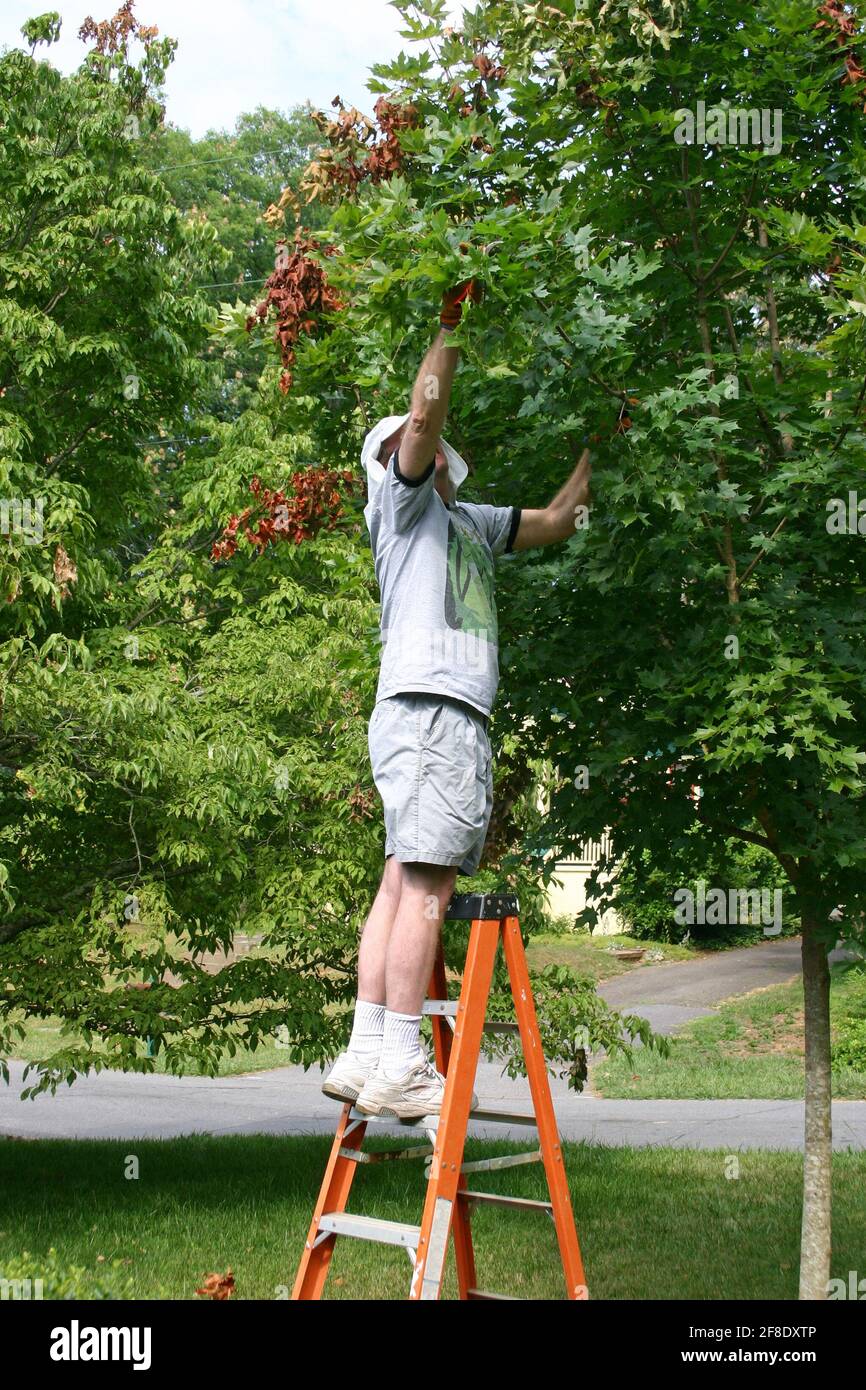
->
xmin=799 ymin=918 xmax=832 ymax=1299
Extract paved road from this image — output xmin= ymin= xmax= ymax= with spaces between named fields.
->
xmin=600 ymin=937 xmax=804 ymax=1010
xmin=596 ymin=937 xmax=853 ymax=1037
xmin=1 ymin=1058 xmax=863 ymax=1151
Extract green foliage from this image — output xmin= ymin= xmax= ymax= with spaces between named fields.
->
xmin=0 ymin=22 xmax=221 ymax=637
xmin=0 ymin=19 xmax=382 ymax=1093
xmin=833 ymin=1016 xmax=866 ymax=1071
xmin=144 ymin=106 xmax=325 ymax=420
xmin=20 ymin=11 xmax=62 ymax=48
xmin=1 ymin=400 xmax=384 ymax=1094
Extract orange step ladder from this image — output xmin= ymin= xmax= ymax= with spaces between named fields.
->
xmin=292 ymin=892 xmax=588 ymax=1301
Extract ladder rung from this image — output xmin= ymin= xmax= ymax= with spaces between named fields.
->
xmin=467 ymin=1107 xmax=538 ymax=1126
xmin=466 ymin=1288 xmax=523 ymax=1300
xmin=338 ymin=1144 xmax=434 ymax=1165
xmin=422 ymin=1000 xmax=517 ymax=1034
xmin=457 ymin=1150 xmax=543 ymax=1175
xmin=457 ymin=1190 xmax=553 ymax=1214
xmin=347 ymin=1104 xmax=538 ymax=1129
xmin=318 ymin=1212 xmax=421 ymax=1248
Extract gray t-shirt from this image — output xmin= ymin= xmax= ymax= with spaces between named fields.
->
xmin=363 ymin=448 xmax=520 ymax=717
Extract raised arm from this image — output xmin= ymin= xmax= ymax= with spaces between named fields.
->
xmin=397 ymin=328 xmax=460 ymax=478
xmin=397 ymin=278 xmax=483 ymax=477
xmin=512 ymin=447 xmax=592 ymax=551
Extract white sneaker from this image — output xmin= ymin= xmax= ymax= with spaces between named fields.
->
xmin=355 ymin=1057 xmax=479 ymax=1120
xmin=321 ymin=1051 xmax=378 ymax=1103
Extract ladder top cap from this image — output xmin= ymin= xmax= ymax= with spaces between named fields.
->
xmin=445 ymin=892 xmax=520 ymax=921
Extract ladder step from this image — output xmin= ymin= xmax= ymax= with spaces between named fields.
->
xmin=466 ymin=1287 xmax=523 ymax=1300
xmin=317 ymin=1212 xmax=421 ymax=1248
xmin=347 ymin=1105 xmax=439 ymax=1126
xmin=457 ymin=1190 xmax=553 ymax=1214
xmin=338 ymin=1143 xmax=434 ymax=1165
xmin=445 ymin=892 xmax=519 ymax=920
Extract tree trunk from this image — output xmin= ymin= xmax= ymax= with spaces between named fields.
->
xmin=799 ymin=918 xmax=832 ymax=1299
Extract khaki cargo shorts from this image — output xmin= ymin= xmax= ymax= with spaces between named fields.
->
xmin=368 ymin=692 xmax=493 ymax=876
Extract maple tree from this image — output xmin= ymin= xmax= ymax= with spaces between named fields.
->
xmin=260 ymin=0 xmax=866 ymax=1304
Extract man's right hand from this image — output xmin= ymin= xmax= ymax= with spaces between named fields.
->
xmin=440 ymin=277 xmax=484 ymax=331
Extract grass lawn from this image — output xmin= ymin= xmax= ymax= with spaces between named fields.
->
xmin=593 ymin=966 xmax=866 ymax=1099
xmin=1 ymin=1134 xmax=864 ymax=1300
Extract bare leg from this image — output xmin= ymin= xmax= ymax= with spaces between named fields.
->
xmin=356 ymin=854 xmax=403 ymax=1003
xmin=385 ymin=861 xmax=459 ymax=1015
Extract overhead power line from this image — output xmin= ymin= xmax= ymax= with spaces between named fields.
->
xmin=194 ymin=277 xmax=270 ymax=290
xmin=155 ymin=145 xmax=310 ymax=174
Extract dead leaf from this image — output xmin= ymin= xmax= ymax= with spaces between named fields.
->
xmin=53 ymin=544 xmax=77 ymax=598
xmin=196 ymin=1268 xmax=235 ymax=1300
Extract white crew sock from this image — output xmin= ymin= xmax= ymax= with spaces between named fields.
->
xmin=346 ymin=999 xmax=385 ymax=1063
xmin=377 ymin=1009 xmax=426 ymax=1080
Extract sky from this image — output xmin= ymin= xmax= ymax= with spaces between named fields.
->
xmin=2 ymin=0 xmax=462 ymax=136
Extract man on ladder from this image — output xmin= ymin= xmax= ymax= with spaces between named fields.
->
xmin=322 ymin=275 xmax=592 ymax=1122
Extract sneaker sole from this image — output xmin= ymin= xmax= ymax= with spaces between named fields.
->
xmin=321 ymin=1081 xmax=361 ymax=1102
xmin=356 ymin=1096 xmax=441 ymax=1119
xmin=356 ymin=1094 xmax=479 ymax=1119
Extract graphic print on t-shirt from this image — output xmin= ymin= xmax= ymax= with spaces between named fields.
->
xmin=444 ymin=513 xmax=497 ymax=641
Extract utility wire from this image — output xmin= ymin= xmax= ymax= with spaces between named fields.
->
xmin=194 ymin=277 xmax=270 ymax=290
xmin=154 ymin=145 xmax=310 ymax=174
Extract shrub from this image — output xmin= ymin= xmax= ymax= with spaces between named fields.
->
xmin=832 ymin=967 xmax=866 ymax=1071
xmin=0 ymin=1247 xmax=138 ymax=1300
xmin=832 ymin=1016 xmax=866 ymax=1071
